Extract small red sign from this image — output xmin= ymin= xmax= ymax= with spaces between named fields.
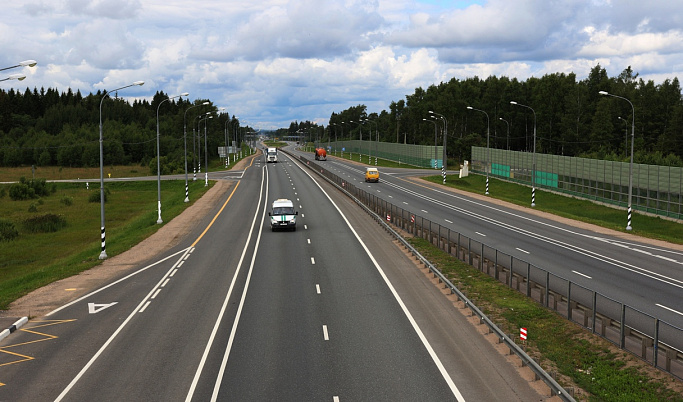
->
xmin=520 ymin=327 xmax=527 ymax=340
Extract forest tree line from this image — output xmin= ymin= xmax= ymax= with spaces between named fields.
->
xmin=0 ymin=88 xmax=245 ymax=172
xmin=302 ymin=65 xmax=683 ymax=166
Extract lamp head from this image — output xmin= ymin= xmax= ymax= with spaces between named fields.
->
xmin=599 ymin=91 xmax=608 ymax=96
xmin=467 ymin=106 xmax=473 ymax=110
xmin=10 ymin=73 xmax=26 ymax=81
xmin=20 ymin=60 xmax=38 ymax=67
xmin=202 ymin=101 xmax=210 ymax=105
xmin=133 ymin=81 xmax=145 ymax=86
xmin=510 ymin=101 xmax=517 ymax=105
xmin=181 ymin=92 xmax=189 ymax=97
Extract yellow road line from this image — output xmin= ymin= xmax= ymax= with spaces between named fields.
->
xmin=191 ymin=181 xmax=240 ymax=247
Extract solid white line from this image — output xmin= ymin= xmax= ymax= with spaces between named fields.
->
xmin=289 ymin=157 xmax=465 ymax=401
xmin=151 ymin=289 xmax=162 ymax=299
xmin=185 ymin=167 xmax=267 ymax=402
xmin=209 ymin=173 xmax=269 ymax=401
xmin=516 ymin=248 xmax=530 ymax=254
xmin=139 ymin=301 xmax=151 ymax=313
xmin=323 ymin=325 xmax=329 ymax=340
xmin=656 ymin=304 xmax=683 ymax=316
xmin=311 ymin=257 xmax=316 ymax=265
xmin=316 ymin=284 xmax=321 ymax=294
xmin=572 ymin=270 xmax=592 ymax=279
xmin=54 ymin=247 xmax=194 ymax=401
xmin=47 ymin=248 xmax=190 ymax=317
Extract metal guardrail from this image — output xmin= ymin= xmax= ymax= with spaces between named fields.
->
xmin=286 ymin=149 xmax=577 ymax=401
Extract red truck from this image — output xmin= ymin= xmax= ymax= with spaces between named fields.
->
xmin=314 ymin=148 xmax=327 ymax=161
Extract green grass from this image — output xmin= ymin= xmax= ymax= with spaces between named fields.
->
xmin=422 ymin=173 xmax=683 ymax=245
xmin=0 ymin=179 xmax=211 ymax=310
xmin=410 ymin=236 xmax=683 ymax=401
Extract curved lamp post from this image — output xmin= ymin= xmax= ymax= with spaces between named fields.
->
xmin=429 ymin=110 xmax=448 ymax=183
xmin=467 ymin=106 xmax=490 ymax=195
xmin=0 ymin=60 xmax=37 ymax=72
xmin=200 ymin=115 xmax=214 ymax=186
xmin=600 ymin=90 xmax=635 ymax=230
xmin=423 ymin=118 xmax=439 ymax=169
xmin=98 ymin=80 xmax=145 ymax=259
xmin=155 ymin=92 xmax=188 ymax=225
xmin=510 ymin=101 xmax=536 ymax=206
xmin=0 ymin=73 xmax=26 ymax=82
xmin=499 ymin=117 xmax=510 ymax=150
xmin=183 ymin=101 xmax=210 ymax=202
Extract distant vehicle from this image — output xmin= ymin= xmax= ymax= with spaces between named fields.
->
xmin=266 ymin=147 xmax=278 ymax=163
xmin=269 ymin=198 xmax=298 ymax=231
xmin=314 ymin=148 xmax=327 ymax=161
xmin=365 ymin=167 xmax=379 ymax=183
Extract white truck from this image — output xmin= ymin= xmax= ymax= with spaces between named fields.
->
xmin=266 ymin=147 xmax=278 ymax=163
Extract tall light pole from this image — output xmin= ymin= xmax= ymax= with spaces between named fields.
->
xmin=156 ymin=92 xmax=188 ymax=224
xmin=429 ymin=110 xmax=448 ymax=183
xmin=223 ymin=110 xmax=230 ymax=168
xmin=183 ymin=101 xmax=210 ymax=202
xmin=201 ymin=115 xmax=213 ymax=186
xmin=423 ymin=118 xmax=438 ymax=169
xmin=97 ymin=80 xmax=145 ymax=259
xmin=600 ymin=90 xmax=635 ymax=230
xmin=499 ymin=117 xmax=510 ymax=150
xmin=510 ymin=101 xmax=536 ymax=206
xmin=467 ymin=106 xmax=490 ymax=195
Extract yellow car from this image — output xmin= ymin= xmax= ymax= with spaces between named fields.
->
xmin=365 ymin=167 xmax=379 ymax=183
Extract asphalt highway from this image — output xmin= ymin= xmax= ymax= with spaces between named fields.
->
xmin=0 ymin=151 xmax=543 ymax=401
xmin=292 ymin=146 xmax=683 ymax=344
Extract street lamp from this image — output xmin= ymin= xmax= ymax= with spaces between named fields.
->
xmin=156 ymin=92 xmax=188 ymax=224
xmin=429 ymin=110 xmax=448 ymax=183
xmin=0 ymin=60 xmax=37 ymax=72
xmin=600 ymin=90 xmax=635 ymax=230
xmin=183 ymin=101 xmax=210 ymax=202
xmin=0 ymin=73 xmax=26 ymax=82
xmin=224 ymin=113 xmax=231 ymax=168
xmin=499 ymin=117 xmax=510 ymax=150
xmin=201 ymin=115 xmax=214 ymax=186
xmin=510 ymin=101 xmax=536 ymax=206
xmin=97 ymin=80 xmax=145 ymax=259
xmin=467 ymin=106 xmax=490 ymax=195
xmin=423 ymin=118 xmax=439 ymax=169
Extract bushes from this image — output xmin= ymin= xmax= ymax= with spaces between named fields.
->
xmin=88 ymin=187 xmax=110 ymax=203
xmin=8 ymin=177 xmax=53 ymax=200
xmin=0 ymin=219 xmax=19 ymax=242
xmin=60 ymin=196 xmax=74 ymax=206
xmin=22 ymin=214 xmax=67 ymax=233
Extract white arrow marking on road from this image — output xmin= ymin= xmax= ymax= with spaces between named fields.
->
xmin=88 ymin=302 xmax=118 ymax=314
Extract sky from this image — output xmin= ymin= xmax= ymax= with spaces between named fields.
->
xmin=2 ymin=0 xmax=683 ymax=130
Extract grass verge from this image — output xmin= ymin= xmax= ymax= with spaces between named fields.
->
xmin=408 ymin=236 xmax=683 ymax=401
xmin=0 ymin=179 xmax=211 ymax=310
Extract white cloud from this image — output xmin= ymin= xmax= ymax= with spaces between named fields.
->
xmin=2 ymin=0 xmax=683 ymax=128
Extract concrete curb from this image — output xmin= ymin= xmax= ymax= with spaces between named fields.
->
xmin=0 ymin=317 xmax=28 ymax=342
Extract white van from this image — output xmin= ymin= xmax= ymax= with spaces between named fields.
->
xmin=269 ymin=199 xmax=297 ymax=231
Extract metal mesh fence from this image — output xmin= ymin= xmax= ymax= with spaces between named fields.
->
xmin=471 ymin=147 xmax=683 ymax=220
xmin=328 ymin=140 xmax=443 ymax=168
xmin=289 ymin=150 xmax=683 ymax=380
